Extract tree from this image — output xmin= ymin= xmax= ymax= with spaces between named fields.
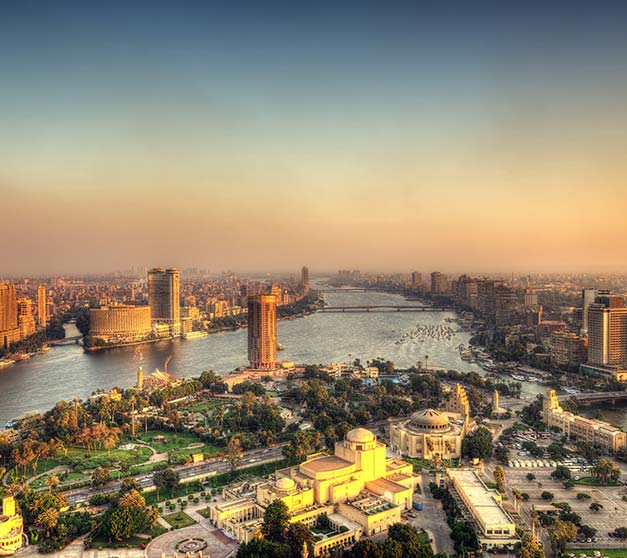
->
xmin=551 ymin=466 xmax=571 ymax=481
xmin=589 ymin=502 xmax=603 ymax=512
xmin=591 ymin=458 xmax=621 ymax=485
xmin=153 ymin=468 xmax=180 ymax=498
xmin=541 ymin=491 xmax=554 ymax=501
xmin=46 ymin=475 xmax=60 ymax=493
xmin=576 ymin=493 xmax=591 ymax=500
xmin=237 ymin=538 xmax=291 ymax=558
xmin=226 ymin=436 xmax=243 ymax=472
xmin=526 ymin=473 xmax=536 ymax=482
xmin=461 ymin=427 xmax=493 ymax=460
xmin=262 ymin=500 xmax=290 ymax=544
xmin=519 ymin=531 xmax=545 ymax=558
xmin=495 ymin=445 xmax=510 ymax=464
xmin=613 ymin=527 xmax=627 ymax=539
xmin=99 ymin=488 xmax=159 ymax=541
xmin=387 ymin=523 xmax=434 ymax=558
xmin=351 ymin=540 xmax=383 ymax=558
xmin=285 ymin=522 xmax=313 ymax=558
xmin=493 ymin=466 xmax=506 ymax=493
xmin=92 ymin=466 xmax=111 ymax=487
xmin=548 ymin=520 xmax=577 ymax=557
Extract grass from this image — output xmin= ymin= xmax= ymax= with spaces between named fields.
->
xmin=89 ymin=524 xmax=168 ymax=549
xmin=162 ymin=511 xmax=196 ymax=529
xmin=30 ymin=470 xmax=89 ymax=489
xmin=182 ymin=400 xmax=223 ymax=414
xmin=574 ymin=477 xmax=621 ymax=487
xmin=196 ymin=507 xmax=212 ymax=519
xmin=137 ymin=430 xmax=204 ymax=451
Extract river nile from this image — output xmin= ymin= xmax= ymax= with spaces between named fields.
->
xmin=1 ymin=287 xmax=537 ymax=425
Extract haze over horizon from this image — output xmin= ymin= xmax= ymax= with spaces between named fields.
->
xmin=3 ymin=1 xmax=627 ymax=275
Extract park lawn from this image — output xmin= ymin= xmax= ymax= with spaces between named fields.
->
xmin=90 ymin=524 xmax=168 ymax=549
xmin=196 ymin=507 xmax=211 ymax=519
xmin=574 ymin=477 xmax=621 ymax=487
xmin=570 ymin=550 xmax=627 ymax=558
xmin=144 ymin=481 xmax=204 ymax=506
xmin=30 ymin=471 xmax=89 ymax=490
xmin=137 ymin=430 xmax=204 ymax=451
xmin=183 ymin=400 xmax=223 ymax=414
xmin=162 ymin=512 xmax=197 ymax=529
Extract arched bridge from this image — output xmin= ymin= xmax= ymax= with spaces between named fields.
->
xmin=318 ymin=305 xmax=445 ymax=313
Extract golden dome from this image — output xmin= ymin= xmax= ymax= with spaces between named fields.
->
xmin=275 ymin=477 xmax=296 ymax=491
xmin=410 ymin=409 xmax=450 ymax=430
xmin=346 ymin=428 xmax=375 ymax=444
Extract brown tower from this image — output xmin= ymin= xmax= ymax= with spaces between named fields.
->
xmin=247 ymin=294 xmax=277 ymax=369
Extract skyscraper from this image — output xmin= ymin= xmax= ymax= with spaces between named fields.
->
xmin=17 ymin=298 xmax=36 ymax=338
xmin=37 ymin=284 xmax=47 ymax=327
xmin=430 ymin=272 xmax=447 ymax=294
xmin=148 ymin=268 xmax=181 ymax=336
xmin=587 ymin=296 xmax=627 ymax=370
xmin=581 ymin=288 xmax=610 ymax=336
xmin=247 ymin=294 xmax=277 ymax=369
xmin=0 ymin=283 xmax=20 ymax=350
xmin=411 ymin=271 xmax=421 ymax=286
xmin=301 ymin=266 xmax=310 ymax=293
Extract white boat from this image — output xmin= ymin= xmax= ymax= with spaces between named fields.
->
xmin=183 ymin=331 xmax=209 ymax=339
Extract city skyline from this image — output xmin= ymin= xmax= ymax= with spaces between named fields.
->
xmin=3 ymin=1 xmax=627 ymax=274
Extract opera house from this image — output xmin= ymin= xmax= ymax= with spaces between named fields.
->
xmin=209 ymin=427 xmax=419 ymax=555
xmin=389 ymin=383 xmax=470 ymax=460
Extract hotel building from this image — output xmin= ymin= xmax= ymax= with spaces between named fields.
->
xmin=148 ymin=268 xmax=181 ymax=336
xmin=302 ymin=266 xmax=310 ymax=293
xmin=0 ymin=284 xmax=20 ymax=350
xmin=16 ymin=298 xmax=36 ymax=339
xmin=543 ymin=388 xmax=626 ymax=452
xmin=89 ymin=305 xmax=152 ymax=342
xmin=37 ymin=284 xmax=47 ymax=327
xmin=447 ymin=469 xmax=518 ymax=550
xmin=247 ymin=294 xmax=277 ymax=369
xmin=208 ymin=428 xmax=419 ymax=555
xmin=585 ymin=296 xmax=627 ymax=380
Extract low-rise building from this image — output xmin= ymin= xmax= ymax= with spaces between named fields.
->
xmin=447 ymin=469 xmax=518 ymax=550
xmin=543 ymin=388 xmax=627 ymax=452
xmin=0 ymin=497 xmax=23 ymax=556
xmin=89 ymin=304 xmax=152 ymax=342
xmin=550 ymin=332 xmax=587 ymax=367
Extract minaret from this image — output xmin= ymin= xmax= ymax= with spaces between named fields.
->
xmin=137 ymin=366 xmax=144 ymax=390
xmin=492 ymin=389 xmax=500 ymax=412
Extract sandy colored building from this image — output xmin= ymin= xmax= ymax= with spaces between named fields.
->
xmin=543 ymin=388 xmax=627 ymax=452
xmin=0 ymin=284 xmax=20 ymax=350
xmin=37 ymin=284 xmax=47 ymax=327
xmin=389 ymin=384 xmax=470 ymax=459
xmin=89 ymin=304 xmax=152 ymax=342
xmin=247 ymin=294 xmax=277 ymax=369
xmin=447 ymin=469 xmax=517 ymax=550
xmin=148 ymin=267 xmax=181 ymax=336
xmin=0 ymin=497 xmax=23 ymax=556
xmin=16 ymin=298 xmax=36 ymax=339
xmin=208 ymin=427 xmax=419 ymax=555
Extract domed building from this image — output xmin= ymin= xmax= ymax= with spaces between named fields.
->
xmin=0 ymin=497 xmax=23 ymax=556
xmin=209 ymin=427 xmax=420 ymax=555
xmin=390 ymin=385 xmax=470 ymax=459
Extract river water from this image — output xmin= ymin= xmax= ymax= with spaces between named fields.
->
xmin=0 ymin=286 xmax=560 ymax=425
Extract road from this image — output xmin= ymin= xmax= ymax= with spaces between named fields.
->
xmin=63 ymin=444 xmax=286 ymax=505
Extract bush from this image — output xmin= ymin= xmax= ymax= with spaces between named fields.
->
xmin=576 ymin=493 xmax=591 ymax=500
xmin=541 ymin=491 xmax=554 ymax=501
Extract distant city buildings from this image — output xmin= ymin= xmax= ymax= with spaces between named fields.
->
xmin=549 ymin=331 xmax=587 ymax=367
xmin=148 ymin=267 xmax=181 ymax=336
xmin=411 ymin=271 xmax=422 ymax=286
xmin=430 ymin=271 xmax=448 ymax=294
xmin=247 ymin=294 xmax=277 ymax=369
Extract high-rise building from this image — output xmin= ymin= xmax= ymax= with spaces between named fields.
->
xmin=430 ymin=272 xmax=447 ymax=294
xmin=301 ymin=266 xmax=310 ymax=293
xmin=581 ymin=288 xmax=610 ymax=336
xmin=411 ymin=271 xmax=422 ymax=286
xmin=247 ymin=294 xmax=277 ymax=369
xmin=550 ymin=332 xmax=587 ymax=367
xmin=148 ymin=268 xmax=181 ymax=336
xmin=523 ymin=289 xmax=538 ymax=309
xmin=37 ymin=284 xmax=47 ymax=327
xmin=89 ymin=305 xmax=152 ymax=342
xmin=0 ymin=283 xmax=20 ymax=350
xmin=587 ymin=296 xmax=627 ymax=370
xmin=17 ymin=298 xmax=36 ymax=339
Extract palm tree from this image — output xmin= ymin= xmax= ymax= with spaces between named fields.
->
xmin=46 ymin=474 xmax=60 ymax=493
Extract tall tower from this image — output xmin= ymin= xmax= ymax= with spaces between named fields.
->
xmin=0 ymin=283 xmax=20 ymax=350
xmin=492 ymin=389 xmax=500 ymax=412
xmin=37 ymin=284 xmax=47 ymax=327
xmin=148 ymin=268 xmax=181 ymax=336
xmin=247 ymin=294 xmax=277 ymax=369
xmin=17 ymin=298 xmax=36 ymax=338
xmin=587 ymin=296 xmax=627 ymax=368
xmin=301 ymin=266 xmax=310 ymax=293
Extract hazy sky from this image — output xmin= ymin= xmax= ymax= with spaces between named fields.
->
xmin=2 ymin=1 xmax=627 ymax=275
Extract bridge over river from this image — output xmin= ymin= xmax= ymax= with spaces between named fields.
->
xmin=558 ymin=391 xmax=627 ymax=406
xmin=318 ymin=305 xmax=445 ymax=313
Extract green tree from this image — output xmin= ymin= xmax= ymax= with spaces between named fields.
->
xmin=493 ymin=466 xmax=506 ymax=493
xmin=236 ymin=538 xmax=290 ymax=558
xmin=262 ymin=500 xmax=290 ymax=544
xmin=461 ymin=427 xmax=493 ymax=459
xmin=285 ymin=522 xmax=313 ymax=558
xmin=91 ymin=466 xmax=111 ymax=487
xmin=153 ymin=468 xmax=180 ymax=498
xmin=589 ymin=502 xmax=603 ymax=512
xmin=351 ymin=540 xmax=383 ymax=558
xmin=226 ymin=436 xmax=243 ymax=472
xmin=548 ymin=520 xmax=577 ymax=557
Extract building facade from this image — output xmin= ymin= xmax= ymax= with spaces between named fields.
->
xmin=0 ymin=496 xmax=24 ymax=556
xmin=89 ymin=305 xmax=152 ymax=342
xmin=447 ymin=469 xmax=517 ymax=550
xmin=0 ymin=284 xmax=20 ymax=350
xmin=430 ymin=272 xmax=447 ymax=294
xmin=16 ymin=298 xmax=36 ymax=339
xmin=301 ymin=266 xmax=310 ymax=293
xmin=587 ymin=297 xmax=627 ymax=371
xmin=247 ymin=294 xmax=277 ymax=369
xmin=550 ymin=332 xmax=587 ymax=367
xmin=148 ymin=268 xmax=181 ymax=336
xmin=37 ymin=284 xmax=47 ymax=327
xmin=543 ymin=388 xmax=627 ymax=452
xmin=208 ymin=428 xmax=419 ymax=555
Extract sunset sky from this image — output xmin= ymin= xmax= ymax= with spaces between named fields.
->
xmin=2 ymin=1 xmax=627 ymax=274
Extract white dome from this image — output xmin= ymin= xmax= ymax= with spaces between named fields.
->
xmin=410 ymin=409 xmax=450 ymax=430
xmin=275 ymin=477 xmax=296 ymax=491
xmin=346 ymin=428 xmax=375 ymax=444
